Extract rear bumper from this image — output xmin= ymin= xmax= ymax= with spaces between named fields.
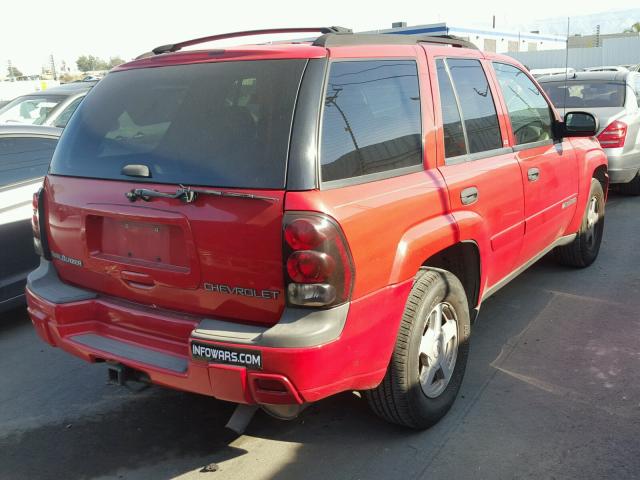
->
xmin=605 ymin=148 xmax=640 ymax=184
xmin=26 ymin=260 xmax=411 ymax=405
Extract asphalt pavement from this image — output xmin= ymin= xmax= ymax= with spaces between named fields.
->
xmin=1 ymin=193 xmax=639 ymax=480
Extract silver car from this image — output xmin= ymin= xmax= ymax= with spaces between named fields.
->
xmin=0 ymin=125 xmax=61 ymax=312
xmin=0 ymin=81 xmax=96 ymax=129
xmin=539 ymin=71 xmax=640 ymax=193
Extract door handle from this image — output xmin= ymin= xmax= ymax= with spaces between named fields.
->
xmin=460 ymin=186 xmax=479 ymax=205
xmin=528 ymin=167 xmax=540 ymax=182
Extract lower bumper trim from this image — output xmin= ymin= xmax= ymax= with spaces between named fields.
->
xmin=70 ymin=333 xmax=188 ymax=373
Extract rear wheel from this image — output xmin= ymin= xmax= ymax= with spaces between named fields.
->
xmin=554 ymin=178 xmax=605 ymax=267
xmin=365 ymin=269 xmax=470 ymax=429
xmin=618 ymin=173 xmax=640 ymax=195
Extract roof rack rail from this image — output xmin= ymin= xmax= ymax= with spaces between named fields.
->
xmin=312 ymin=33 xmax=478 ymax=50
xmin=151 ymin=26 xmax=353 ymax=55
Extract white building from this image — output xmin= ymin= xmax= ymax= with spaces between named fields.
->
xmin=369 ymin=22 xmax=566 ymax=54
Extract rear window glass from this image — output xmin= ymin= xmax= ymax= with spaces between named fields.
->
xmin=541 ymin=81 xmax=626 ymax=108
xmin=320 ymin=60 xmax=422 ymax=183
xmin=0 ymin=95 xmax=65 ymax=126
xmin=50 ymin=60 xmax=307 ymax=189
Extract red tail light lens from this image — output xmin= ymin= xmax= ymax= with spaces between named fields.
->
xmin=597 ymin=120 xmax=627 ymax=148
xmin=284 ymin=218 xmax=326 ymax=250
xmin=283 ymin=213 xmax=354 ymax=308
xmin=286 ymin=251 xmax=335 ymax=283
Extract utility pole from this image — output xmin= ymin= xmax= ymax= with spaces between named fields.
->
xmin=325 ymin=87 xmax=365 ymax=174
xmin=50 ymin=54 xmax=57 ymax=80
xmin=7 ymin=60 xmax=14 ymax=81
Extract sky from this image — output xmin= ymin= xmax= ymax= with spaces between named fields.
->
xmin=2 ymin=0 xmax=639 ymax=75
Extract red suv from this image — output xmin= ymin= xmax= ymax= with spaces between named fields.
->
xmin=26 ymin=27 xmax=608 ymax=429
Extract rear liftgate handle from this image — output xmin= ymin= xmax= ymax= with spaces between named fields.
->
xmin=121 ymin=271 xmax=155 ymax=290
xmin=460 ymin=186 xmax=479 ymax=205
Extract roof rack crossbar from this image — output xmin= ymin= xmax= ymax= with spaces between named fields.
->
xmin=417 ymin=35 xmax=478 ymax=49
xmin=152 ymin=26 xmax=352 ymax=55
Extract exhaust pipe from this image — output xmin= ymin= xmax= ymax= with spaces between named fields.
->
xmin=261 ymin=403 xmax=307 ymax=420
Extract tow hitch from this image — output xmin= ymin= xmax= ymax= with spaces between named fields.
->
xmin=107 ymin=363 xmax=151 ymax=391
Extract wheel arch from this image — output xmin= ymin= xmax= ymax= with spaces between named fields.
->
xmin=566 ymin=143 xmax=609 ymax=234
xmin=420 ymin=241 xmax=481 ymax=319
xmin=592 ymin=164 xmax=609 ymax=195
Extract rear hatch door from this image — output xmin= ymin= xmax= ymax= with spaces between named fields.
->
xmin=45 ymin=57 xmax=310 ymax=325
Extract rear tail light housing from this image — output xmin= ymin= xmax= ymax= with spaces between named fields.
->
xmin=283 ymin=213 xmax=354 ymax=308
xmin=597 ymin=120 xmax=627 ymax=148
xmin=31 ymin=187 xmax=50 ymax=259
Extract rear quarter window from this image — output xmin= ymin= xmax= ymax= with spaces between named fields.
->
xmin=0 ymin=136 xmax=57 ymax=187
xmin=445 ymin=58 xmax=503 ymax=154
xmin=50 ymin=59 xmax=307 ymax=189
xmin=320 ymin=60 xmax=422 ymax=184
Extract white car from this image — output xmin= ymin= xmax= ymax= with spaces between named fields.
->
xmin=583 ymin=66 xmax=630 ymax=73
xmin=0 ymin=125 xmax=61 ymax=312
xmin=530 ymin=67 xmax=575 ymax=78
xmin=0 ymin=81 xmax=96 ymax=129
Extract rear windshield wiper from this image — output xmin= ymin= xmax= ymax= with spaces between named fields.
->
xmin=125 ymin=185 xmax=278 ymax=204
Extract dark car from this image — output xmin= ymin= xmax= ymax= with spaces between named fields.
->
xmin=0 ymin=125 xmax=61 ymax=312
xmin=0 ymin=81 xmax=96 ymax=129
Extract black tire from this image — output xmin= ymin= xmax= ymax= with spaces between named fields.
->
xmin=365 ymin=269 xmax=471 ymax=429
xmin=618 ymin=174 xmax=640 ymax=195
xmin=554 ymin=178 xmax=605 ymax=268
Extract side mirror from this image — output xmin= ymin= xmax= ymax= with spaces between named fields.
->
xmin=560 ymin=111 xmax=599 ymax=137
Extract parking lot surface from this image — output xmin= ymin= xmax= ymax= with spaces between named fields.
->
xmin=1 ymin=193 xmax=639 ymax=480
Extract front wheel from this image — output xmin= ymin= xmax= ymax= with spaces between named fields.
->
xmin=365 ymin=269 xmax=470 ymax=429
xmin=554 ymin=178 xmax=605 ymax=268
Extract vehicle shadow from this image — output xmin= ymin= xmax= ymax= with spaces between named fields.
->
xmin=0 ymin=265 xmax=560 ymax=480
xmin=0 ymin=306 xmax=31 ymax=334
xmin=0 ymin=193 xmax=635 ymax=480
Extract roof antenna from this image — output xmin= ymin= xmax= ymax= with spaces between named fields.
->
xmin=562 ymin=17 xmax=570 ymax=116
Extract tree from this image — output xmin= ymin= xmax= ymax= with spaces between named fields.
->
xmin=107 ymin=56 xmax=125 ymax=68
xmin=76 ymin=55 xmax=108 ymax=72
xmin=7 ymin=65 xmax=23 ymax=78
xmin=624 ymin=22 xmax=640 ymax=33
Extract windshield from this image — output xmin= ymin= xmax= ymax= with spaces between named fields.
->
xmin=0 ymin=94 xmax=65 ymax=125
xmin=50 ymin=59 xmax=307 ymax=189
xmin=541 ymin=81 xmax=626 ymax=108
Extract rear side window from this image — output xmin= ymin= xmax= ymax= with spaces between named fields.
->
xmin=50 ymin=60 xmax=307 ymax=189
xmin=446 ymin=58 xmax=502 ymax=154
xmin=493 ymin=63 xmax=553 ymax=145
xmin=0 ymin=136 xmax=57 ymax=187
xmin=320 ymin=60 xmax=422 ymax=183
xmin=435 ymin=59 xmax=466 ymax=158
xmin=52 ymin=96 xmax=84 ymax=129
xmin=0 ymin=95 xmax=65 ymax=126
xmin=540 ymin=81 xmax=626 ymax=108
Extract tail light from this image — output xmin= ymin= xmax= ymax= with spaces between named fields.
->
xmin=31 ymin=187 xmax=50 ymax=259
xmin=597 ymin=120 xmax=627 ymax=148
xmin=283 ymin=213 xmax=354 ymax=308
